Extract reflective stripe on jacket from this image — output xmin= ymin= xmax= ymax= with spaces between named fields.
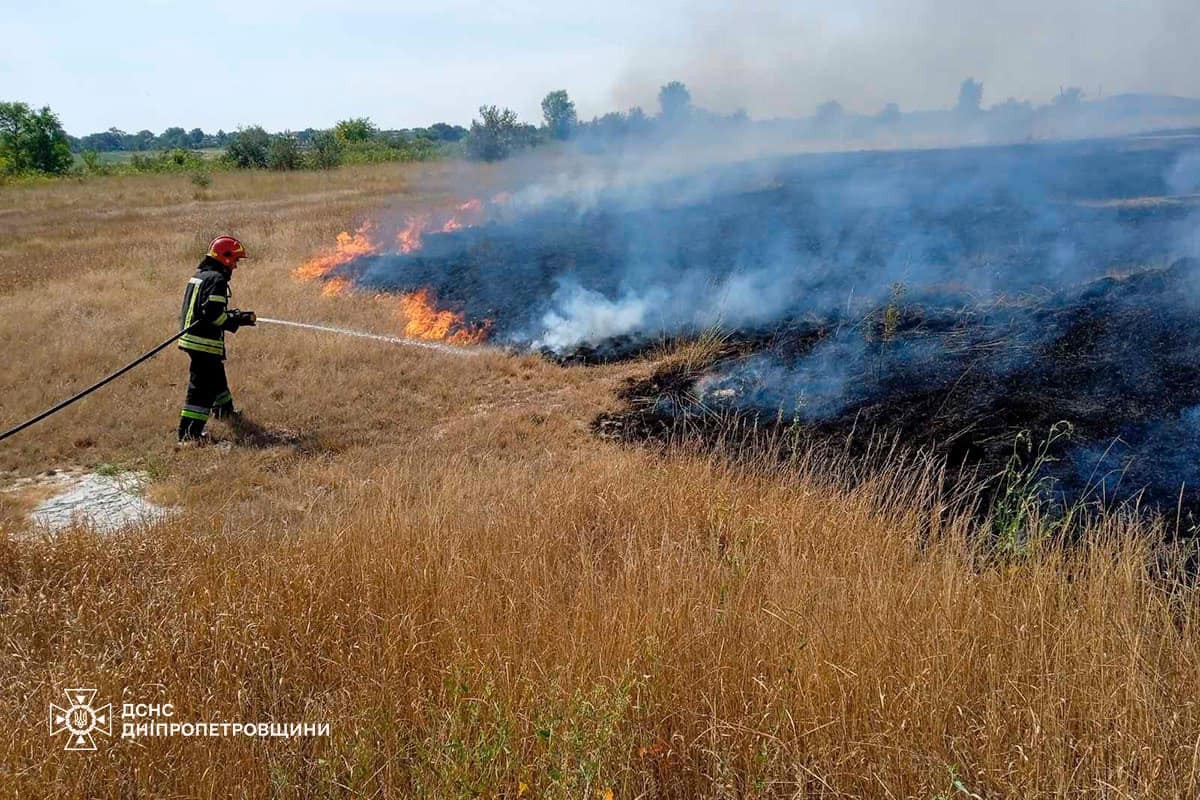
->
xmin=179 ymin=260 xmax=233 ymax=358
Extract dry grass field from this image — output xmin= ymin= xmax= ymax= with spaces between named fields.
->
xmin=1 ymin=162 xmax=1199 ymax=799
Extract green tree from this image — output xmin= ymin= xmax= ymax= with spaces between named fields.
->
xmin=0 ymin=102 xmax=73 ymax=175
xmin=658 ymin=81 xmax=692 ymax=122
xmin=956 ymin=78 xmax=984 ymax=114
xmin=267 ymin=134 xmax=302 ymax=170
xmin=225 ymin=126 xmax=271 ymax=168
xmin=77 ymin=128 xmax=125 ymax=152
xmin=465 ymin=105 xmax=523 ymax=162
xmin=132 ymin=129 xmax=156 ymax=150
xmin=334 ymin=117 xmax=377 ymax=143
xmin=541 ymin=90 xmax=578 ymax=140
xmin=814 ymin=100 xmax=844 ymax=127
xmin=160 ymin=126 xmax=190 ymax=149
xmin=626 ymin=106 xmax=650 ymax=136
xmin=309 ymin=130 xmax=343 ymax=169
xmin=0 ymin=103 xmax=28 ymax=171
xmin=427 ymin=122 xmax=467 ymax=142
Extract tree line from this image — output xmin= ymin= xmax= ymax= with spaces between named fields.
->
xmin=0 ymin=101 xmax=470 ymax=178
xmin=3 ymin=77 xmax=1182 ymax=179
xmin=70 ymin=120 xmax=467 ymax=154
xmin=457 ymin=82 xmax=701 ymax=162
xmin=460 ymin=79 xmax=1127 ymax=163
xmin=219 ymin=119 xmax=466 ymax=171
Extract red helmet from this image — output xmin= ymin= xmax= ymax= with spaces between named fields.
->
xmin=207 ymin=236 xmax=249 ymax=268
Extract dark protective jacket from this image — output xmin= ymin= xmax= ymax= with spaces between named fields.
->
xmin=178 ymin=258 xmax=246 ymax=358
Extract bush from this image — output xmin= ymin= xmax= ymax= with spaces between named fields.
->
xmin=336 ymin=132 xmax=442 ymax=165
xmin=80 ymin=150 xmax=107 ymax=175
xmin=267 ymin=135 xmax=302 ymax=170
xmin=308 ymin=130 xmax=342 ymax=169
xmin=129 ymin=148 xmax=207 ymax=173
xmin=334 ymin=117 xmax=377 ymax=144
xmin=465 ymin=105 xmax=539 ymax=162
xmin=425 ymin=122 xmax=467 ymax=142
xmin=225 ymin=126 xmax=270 ymax=168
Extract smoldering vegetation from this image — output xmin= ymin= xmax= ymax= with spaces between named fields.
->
xmin=330 ymin=133 xmax=1200 ymax=516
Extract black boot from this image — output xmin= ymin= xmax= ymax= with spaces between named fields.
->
xmin=177 ymin=416 xmax=207 ymax=442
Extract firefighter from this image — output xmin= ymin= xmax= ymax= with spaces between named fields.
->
xmin=177 ymin=235 xmax=257 ymax=444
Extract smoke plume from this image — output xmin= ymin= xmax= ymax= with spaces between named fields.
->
xmin=614 ymin=0 xmax=1200 ymax=118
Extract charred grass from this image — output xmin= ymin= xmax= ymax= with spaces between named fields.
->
xmin=1 ymin=166 xmax=1199 ymax=798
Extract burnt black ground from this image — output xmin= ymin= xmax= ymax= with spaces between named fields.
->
xmin=345 ymin=135 xmax=1199 ymax=351
xmin=597 ymin=260 xmax=1200 ymax=520
xmin=332 ymin=133 xmax=1200 ymax=518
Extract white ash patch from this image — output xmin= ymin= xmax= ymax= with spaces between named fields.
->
xmin=22 ymin=470 xmax=176 ymax=533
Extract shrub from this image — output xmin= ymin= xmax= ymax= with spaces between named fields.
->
xmin=425 ymin=122 xmax=467 ymax=142
xmin=338 ymin=133 xmax=442 ymax=165
xmin=129 ymin=148 xmax=206 ymax=173
xmin=308 ymin=131 xmax=342 ymax=169
xmin=225 ymin=126 xmax=270 ymax=168
xmin=267 ymin=134 xmax=302 ymax=170
xmin=464 ymin=105 xmax=540 ymax=162
xmin=334 ymin=117 xmax=377 ymax=144
xmin=80 ymin=150 xmax=107 ymax=175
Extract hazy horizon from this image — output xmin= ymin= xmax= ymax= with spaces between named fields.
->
xmin=5 ymin=0 xmax=1199 ymax=135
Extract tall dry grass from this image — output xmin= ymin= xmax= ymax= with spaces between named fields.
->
xmin=1 ymin=166 xmax=1198 ymax=798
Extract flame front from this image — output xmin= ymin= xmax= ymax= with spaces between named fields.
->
xmin=441 ymin=199 xmax=484 ymax=232
xmin=320 ymin=276 xmax=352 ymax=297
xmin=294 ymin=200 xmax=494 ymax=345
xmin=293 ymin=222 xmax=379 ymax=282
xmin=396 ymin=214 xmax=430 ymax=253
xmin=397 ymin=289 xmax=490 ymax=345
xmin=397 ymin=199 xmax=486 ymax=248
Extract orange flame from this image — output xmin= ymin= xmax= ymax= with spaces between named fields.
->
xmin=396 ymin=214 xmax=430 ymax=253
xmin=440 ymin=198 xmax=486 ymax=234
xmin=293 ymin=222 xmax=378 ymax=282
xmin=396 ymin=289 xmax=490 ymax=345
xmin=395 ymin=199 xmax=486 ymax=251
xmin=291 ymin=201 xmax=495 ymax=345
xmin=320 ymin=276 xmax=352 ymax=297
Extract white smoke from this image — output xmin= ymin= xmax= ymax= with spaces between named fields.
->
xmin=532 ymin=262 xmax=807 ymax=352
xmin=533 ymin=284 xmax=668 ymax=351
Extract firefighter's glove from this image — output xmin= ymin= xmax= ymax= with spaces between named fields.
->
xmin=224 ymin=309 xmax=257 ymax=332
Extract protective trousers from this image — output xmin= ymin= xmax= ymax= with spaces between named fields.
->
xmin=178 ymin=352 xmax=234 ymax=440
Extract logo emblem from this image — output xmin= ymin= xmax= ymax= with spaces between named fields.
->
xmin=49 ymin=688 xmax=111 ymax=751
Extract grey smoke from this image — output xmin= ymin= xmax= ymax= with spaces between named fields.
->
xmin=614 ymin=0 xmax=1200 ymax=118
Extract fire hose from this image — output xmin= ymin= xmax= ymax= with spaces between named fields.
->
xmin=0 ymin=315 xmax=485 ymax=444
xmin=255 ymin=317 xmax=487 ymax=356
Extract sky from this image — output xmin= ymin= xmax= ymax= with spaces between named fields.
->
xmin=3 ymin=0 xmax=1199 ymax=136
